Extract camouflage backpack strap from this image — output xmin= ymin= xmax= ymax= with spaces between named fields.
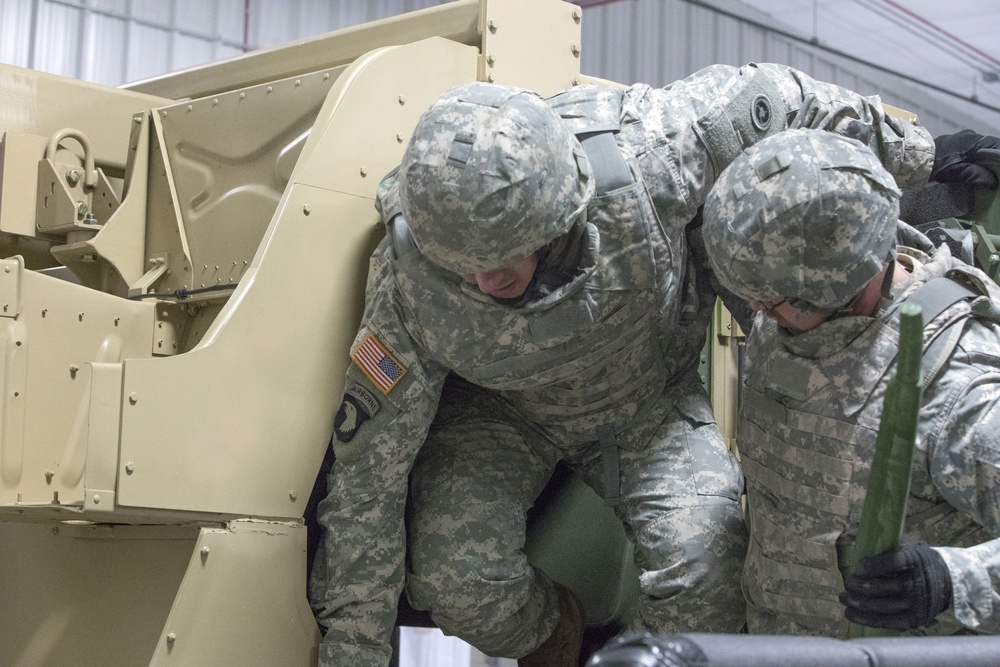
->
xmin=547 ymin=85 xmax=632 ymax=196
xmin=903 ymin=276 xmax=977 ymax=387
xmin=577 ymin=131 xmax=631 ymax=195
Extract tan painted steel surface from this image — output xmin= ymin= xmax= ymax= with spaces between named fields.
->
xmin=0 ymin=1 xmax=614 ymax=664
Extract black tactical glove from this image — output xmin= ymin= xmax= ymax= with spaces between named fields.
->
xmin=840 ymin=538 xmax=952 ymax=630
xmin=931 ymin=130 xmax=1000 ymax=190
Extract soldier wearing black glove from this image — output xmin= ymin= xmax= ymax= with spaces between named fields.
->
xmin=840 ymin=539 xmax=953 ymax=630
xmin=930 ymin=130 xmax=1000 ymax=190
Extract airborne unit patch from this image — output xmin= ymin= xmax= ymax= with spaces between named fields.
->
xmin=334 ymin=383 xmax=381 ymax=443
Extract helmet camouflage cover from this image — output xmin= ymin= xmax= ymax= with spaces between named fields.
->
xmin=703 ymin=128 xmax=901 ymax=310
xmin=398 ymin=82 xmax=594 ymax=274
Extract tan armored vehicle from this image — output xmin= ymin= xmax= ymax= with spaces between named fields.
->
xmin=5 ymin=1 xmax=998 ymax=665
xmin=0 ymin=1 xmax=648 ymax=664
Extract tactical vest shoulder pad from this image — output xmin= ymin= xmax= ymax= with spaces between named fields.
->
xmin=375 ymin=166 xmax=403 ymax=221
xmin=373 ymin=169 xmax=418 ymax=261
xmin=548 ymin=86 xmax=631 ymax=195
xmin=547 ymin=84 xmax=623 ymax=136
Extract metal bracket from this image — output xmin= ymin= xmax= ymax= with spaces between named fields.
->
xmin=128 ymin=253 xmax=169 ymax=298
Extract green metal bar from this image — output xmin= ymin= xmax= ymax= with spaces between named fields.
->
xmin=847 ymin=302 xmax=924 ymax=638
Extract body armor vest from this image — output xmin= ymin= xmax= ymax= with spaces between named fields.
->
xmin=741 ymin=252 xmax=994 ymax=636
xmin=389 ymin=87 xmax=694 ymax=451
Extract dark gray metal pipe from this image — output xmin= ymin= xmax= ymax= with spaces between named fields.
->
xmin=586 ymin=632 xmax=1000 ymax=667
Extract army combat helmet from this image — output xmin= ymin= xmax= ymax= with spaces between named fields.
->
xmin=703 ymin=128 xmax=901 ymax=311
xmin=398 ymin=82 xmax=594 ymax=274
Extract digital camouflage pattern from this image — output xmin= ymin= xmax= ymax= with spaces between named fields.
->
xmin=399 ymin=82 xmax=593 ymax=274
xmin=734 ymin=234 xmax=1000 ymax=636
xmin=700 ymin=128 xmax=1000 ymax=636
xmin=703 ymin=129 xmax=901 ymax=310
xmin=310 ymin=62 xmax=936 ymax=667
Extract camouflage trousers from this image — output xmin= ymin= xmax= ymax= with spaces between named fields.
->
xmin=405 ymin=381 xmax=748 ymax=658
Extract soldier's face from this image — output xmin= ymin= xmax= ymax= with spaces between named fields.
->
xmin=461 ymin=253 xmax=539 ymax=299
xmin=749 ymin=298 xmax=829 ymax=333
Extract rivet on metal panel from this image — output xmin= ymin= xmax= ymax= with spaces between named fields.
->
xmin=201 ymin=546 xmax=210 ymax=559
xmin=125 ymin=462 xmax=135 ymax=474
xmin=161 ymin=110 xmax=168 ymax=117
xmin=42 ymin=309 xmax=47 ymax=317
xmin=571 ymin=43 xmax=581 ymax=57
xmin=113 ymin=317 xmax=119 ymax=326
xmin=289 ymin=490 xmax=298 ymax=501
xmin=167 ymin=633 xmax=177 ymax=644
xmin=4 ymin=266 xmax=10 ymax=273
xmin=323 ymin=73 xmax=330 ymax=80
xmin=573 ymin=78 xmax=581 ymax=86
xmin=129 ymin=392 xmax=138 ymax=405
xmin=186 ymin=104 xmax=193 ymax=112
xmin=487 ymin=74 xmax=495 ymax=83
xmin=213 ymin=99 xmax=219 ymax=106
xmin=303 ymin=204 xmax=311 ymax=216
xmin=396 ymin=133 xmax=404 ymax=143
xmin=398 ymin=95 xmax=406 ymax=105
xmin=486 ymin=54 xmax=496 ymax=66
xmin=573 ymin=7 xmax=582 ymax=23
xmin=69 ymin=364 xmax=79 ymax=377
xmin=133 ymin=116 xmax=142 ymax=123
xmin=360 ymin=167 xmax=368 ymax=177
xmin=78 ymin=312 xmax=84 ymax=321
xmin=488 ymin=17 xmax=498 ymax=33
xmin=92 ymin=494 xmax=100 ymax=504
xmin=266 ymin=86 xmax=273 ymax=94
xmin=239 ymin=93 xmax=246 ymax=100
xmin=45 ymin=470 xmax=54 ymax=483
xmin=295 ymin=79 xmax=301 ymax=87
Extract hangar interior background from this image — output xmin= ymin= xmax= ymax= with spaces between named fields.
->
xmin=2 ymin=0 xmax=999 ymax=137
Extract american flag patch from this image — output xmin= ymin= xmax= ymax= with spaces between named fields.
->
xmin=352 ymin=333 xmax=406 ymax=394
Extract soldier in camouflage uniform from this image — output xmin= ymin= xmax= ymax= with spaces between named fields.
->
xmin=702 ymin=129 xmax=1000 ymax=637
xmin=309 ymin=65 xmax=936 ymax=667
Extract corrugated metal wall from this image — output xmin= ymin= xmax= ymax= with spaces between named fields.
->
xmin=1 ymin=0 xmax=994 ymax=135
xmin=579 ymin=0 xmax=993 ymax=135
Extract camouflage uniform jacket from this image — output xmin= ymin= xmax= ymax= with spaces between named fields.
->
xmin=740 ymin=226 xmax=1000 ymax=636
xmin=311 ymin=64 xmax=934 ymax=666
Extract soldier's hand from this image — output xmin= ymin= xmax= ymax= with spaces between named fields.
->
xmin=931 ymin=130 xmax=1000 ymax=189
xmin=790 ymin=93 xmax=870 ymax=143
xmin=840 ymin=538 xmax=952 ymax=630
